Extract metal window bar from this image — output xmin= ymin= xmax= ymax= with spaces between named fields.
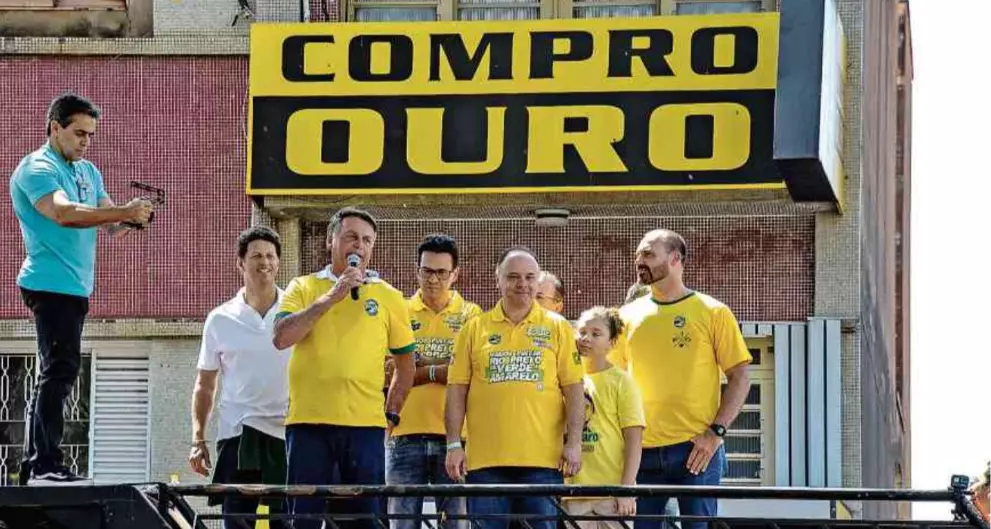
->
xmin=150 ymin=481 xmax=990 ymax=529
xmin=0 ymin=351 xmax=91 ymax=487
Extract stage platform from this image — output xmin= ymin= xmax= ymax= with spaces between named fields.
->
xmin=0 ymin=482 xmax=986 ymax=529
xmin=0 ymin=484 xmax=183 ymax=529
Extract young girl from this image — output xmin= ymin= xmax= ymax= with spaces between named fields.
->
xmin=565 ymin=307 xmax=646 ymax=529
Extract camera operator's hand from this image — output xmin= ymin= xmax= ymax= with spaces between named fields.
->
xmin=121 ymin=197 xmax=154 ymax=226
xmin=318 ymin=266 xmax=366 ymax=307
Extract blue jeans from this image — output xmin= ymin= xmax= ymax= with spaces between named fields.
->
xmin=467 ymin=467 xmax=563 ymax=529
xmin=386 ymin=434 xmax=466 ymax=529
xmin=286 ymin=424 xmax=386 ymax=529
xmin=635 ymin=442 xmax=725 ymax=529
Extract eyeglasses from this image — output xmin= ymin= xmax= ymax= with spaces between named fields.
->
xmin=74 ymin=166 xmax=91 ymax=203
xmin=536 ymin=292 xmax=563 ymax=303
xmin=418 ymin=267 xmax=452 ymax=280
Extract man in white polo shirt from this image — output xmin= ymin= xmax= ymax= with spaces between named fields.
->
xmin=188 ymin=226 xmax=291 ymax=529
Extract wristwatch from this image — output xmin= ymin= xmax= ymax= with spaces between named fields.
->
xmin=709 ymin=423 xmax=727 ymax=437
xmin=386 ymin=411 xmax=401 ymax=427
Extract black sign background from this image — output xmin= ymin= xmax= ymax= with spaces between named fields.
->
xmin=250 ymin=90 xmax=779 ymax=192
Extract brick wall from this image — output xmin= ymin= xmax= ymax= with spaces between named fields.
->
xmin=0 ymin=56 xmax=252 ymax=319
xmin=301 ymin=215 xmax=817 ymax=322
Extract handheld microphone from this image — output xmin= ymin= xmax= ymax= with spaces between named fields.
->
xmin=347 ymin=253 xmax=361 ymax=300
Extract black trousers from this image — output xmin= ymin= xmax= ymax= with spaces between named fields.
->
xmin=212 ymin=433 xmax=288 ymax=529
xmin=19 ymin=287 xmax=89 ymax=476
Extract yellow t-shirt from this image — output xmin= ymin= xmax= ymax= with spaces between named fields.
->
xmin=393 ymin=290 xmax=482 ymax=438
xmin=568 ymin=366 xmax=645 ymax=487
xmin=620 ymin=291 xmax=752 ymax=448
xmin=448 ymin=301 xmax=584 ymax=472
xmin=606 ymin=338 xmax=628 ymax=371
xmin=277 ymin=267 xmax=416 ymax=428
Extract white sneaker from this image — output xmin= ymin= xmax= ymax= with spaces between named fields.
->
xmin=27 ymin=465 xmax=94 ymax=486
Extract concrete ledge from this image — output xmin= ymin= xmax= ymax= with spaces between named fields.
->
xmin=262 ymin=194 xmax=832 ymax=221
xmin=0 ymin=318 xmax=204 ymax=339
xmin=0 ymin=34 xmax=247 ymax=55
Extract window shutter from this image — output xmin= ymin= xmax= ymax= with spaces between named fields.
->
xmin=88 ymin=351 xmax=150 ymax=484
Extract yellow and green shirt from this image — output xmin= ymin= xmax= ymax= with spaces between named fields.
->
xmin=449 ymin=301 xmax=584 ymax=472
xmin=393 ymin=290 xmax=482 ymax=438
xmin=568 ymin=366 xmax=645 ymax=488
xmin=620 ymin=291 xmax=752 ymax=448
xmin=277 ymin=267 xmax=416 ymax=428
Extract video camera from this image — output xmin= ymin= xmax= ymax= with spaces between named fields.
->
xmin=122 ymin=181 xmax=166 ymax=230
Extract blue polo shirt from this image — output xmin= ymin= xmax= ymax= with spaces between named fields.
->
xmin=9 ymin=143 xmax=109 ymax=298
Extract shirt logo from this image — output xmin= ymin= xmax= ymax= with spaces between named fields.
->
xmin=416 ymin=336 xmax=455 ymax=361
xmin=581 ymin=386 xmax=599 ymax=452
xmin=488 ymin=334 xmax=502 ymax=345
xmin=445 ymin=314 xmax=464 ymax=333
xmin=411 ymin=319 xmax=421 ymax=331
xmin=484 ymin=350 xmax=542 ymax=384
xmin=673 ymin=331 xmax=692 ymax=348
xmin=365 ymin=299 xmax=379 ymax=316
xmin=527 ymin=325 xmax=552 ymax=348
xmin=674 ymin=315 xmax=686 ymax=328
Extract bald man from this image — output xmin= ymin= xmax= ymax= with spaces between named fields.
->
xmin=445 ymin=247 xmax=585 ymax=529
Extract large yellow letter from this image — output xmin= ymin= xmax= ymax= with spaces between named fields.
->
xmin=526 ymin=106 xmax=627 ymax=173
xmin=406 ymin=107 xmax=506 ymax=175
xmin=648 ymin=103 xmax=750 ymax=171
xmin=285 ymin=109 xmax=384 ymax=175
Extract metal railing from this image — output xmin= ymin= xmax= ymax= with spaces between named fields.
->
xmin=145 ymin=479 xmax=990 ymax=529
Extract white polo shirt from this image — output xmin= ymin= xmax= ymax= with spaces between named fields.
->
xmin=197 ymin=287 xmax=291 ymax=441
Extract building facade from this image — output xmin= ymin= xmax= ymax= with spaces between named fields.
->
xmin=0 ymin=0 xmax=912 ymax=520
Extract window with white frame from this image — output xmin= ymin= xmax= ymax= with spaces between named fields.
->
xmin=671 ymin=0 xmax=769 ymax=15
xmin=0 ymin=345 xmax=91 ymax=486
xmin=343 ymin=0 xmax=775 ymax=20
xmin=721 ymin=336 xmax=775 ymax=486
xmin=348 ymin=0 xmax=439 ymax=22
xmin=0 ymin=342 xmax=150 ymax=486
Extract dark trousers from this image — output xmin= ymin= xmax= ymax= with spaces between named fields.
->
xmin=212 ymin=433 xmax=288 ymax=529
xmin=466 ymin=467 xmax=564 ymax=529
xmin=19 ymin=287 xmax=89 ymax=476
xmin=286 ymin=424 xmax=386 ymax=529
xmin=635 ymin=442 xmax=727 ymax=529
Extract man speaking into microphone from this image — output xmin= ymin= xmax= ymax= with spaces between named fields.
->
xmin=273 ymin=207 xmax=416 ymax=529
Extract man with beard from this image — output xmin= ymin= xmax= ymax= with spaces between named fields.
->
xmin=273 ymin=207 xmax=416 ymax=529
xmin=189 ymin=226 xmax=290 ymax=529
xmin=620 ymin=229 xmax=752 ymax=529
xmin=445 ymin=247 xmax=585 ymax=529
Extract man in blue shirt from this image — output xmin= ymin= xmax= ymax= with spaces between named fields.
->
xmin=9 ymin=93 xmax=154 ymax=484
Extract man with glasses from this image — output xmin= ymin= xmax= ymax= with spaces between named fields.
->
xmin=535 ymin=271 xmax=565 ymax=315
xmin=385 ymin=233 xmax=481 ymax=529
xmin=9 ymin=93 xmax=153 ymax=484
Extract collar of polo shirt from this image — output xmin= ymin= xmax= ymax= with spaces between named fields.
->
xmin=410 ymin=289 xmax=465 ymax=314
xmin=491 ymin=299 xmax=542 ymax=324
